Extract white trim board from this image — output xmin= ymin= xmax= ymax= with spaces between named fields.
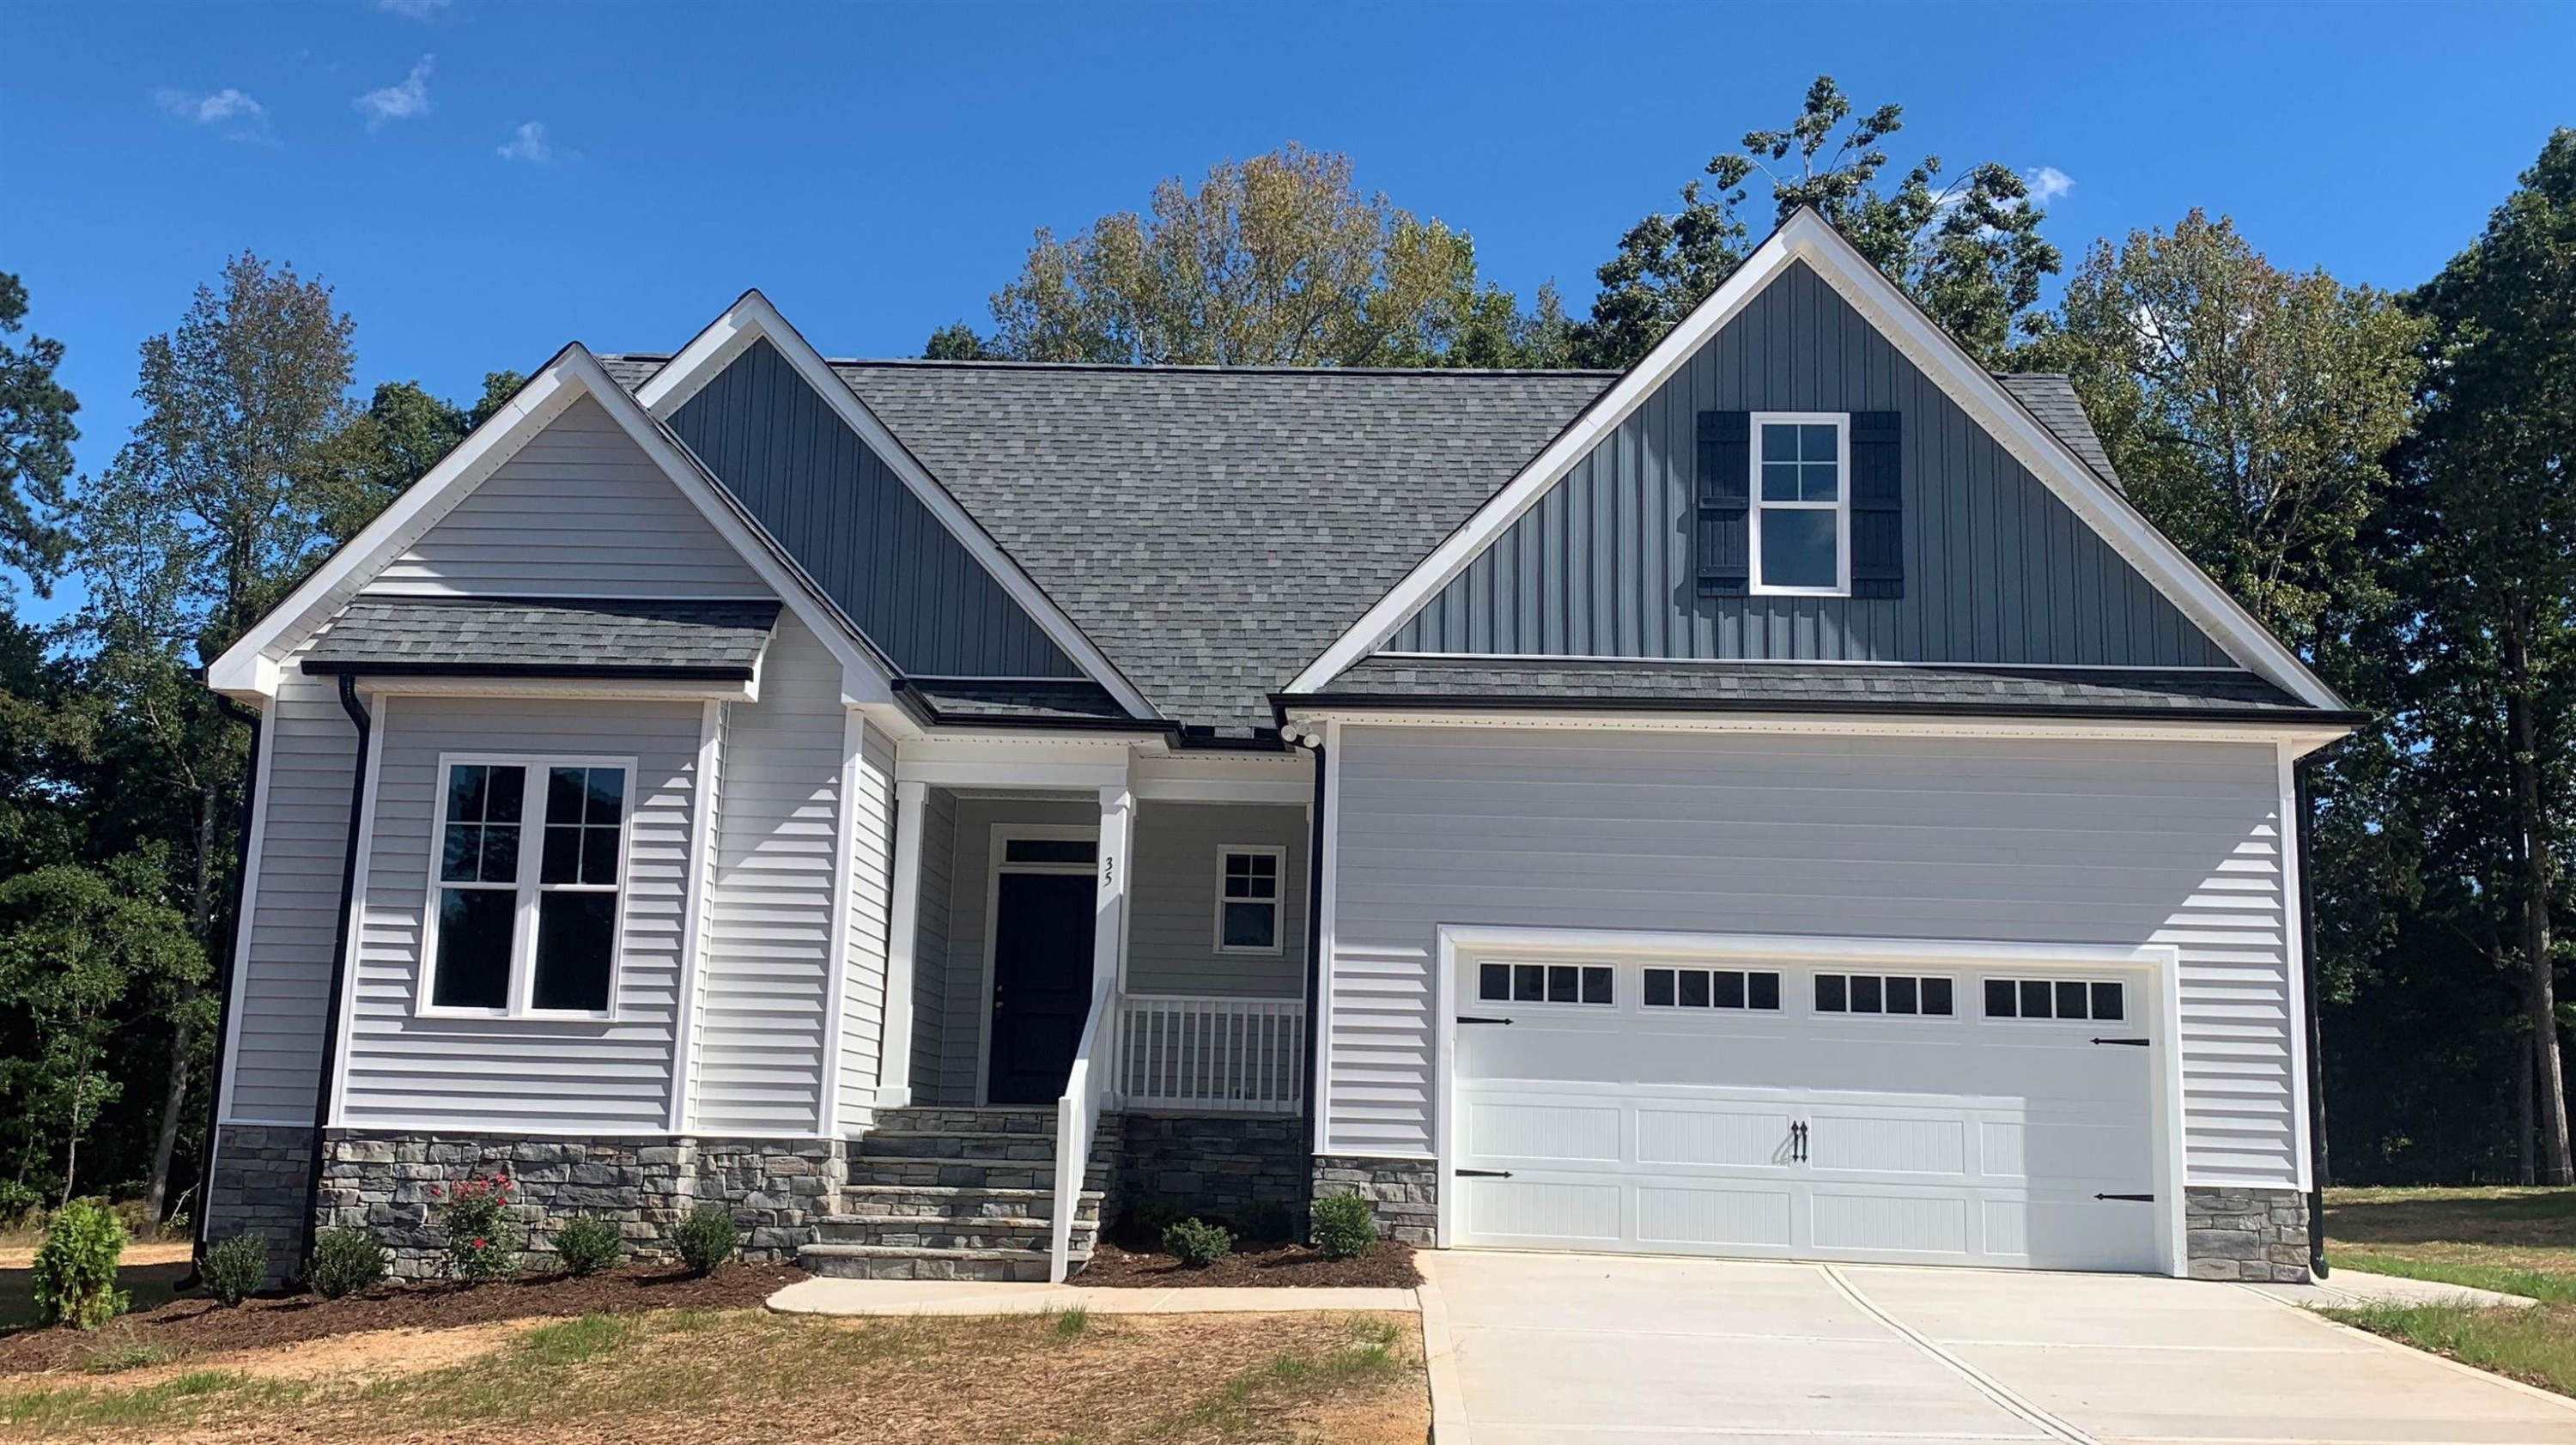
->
xmin=206 ymin=343 xmax=896 ymax=708
xmin=1283 ymin=706 xmax=2350 ymax=754
xmin=1283 ymin=207 xmax=2344 ymax=715
xmin=633 ymin=290 xmax=1161 ymax=722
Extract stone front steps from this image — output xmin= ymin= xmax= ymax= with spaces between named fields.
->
xmin=800 ymin=1106 xmax=1118 ymax=1283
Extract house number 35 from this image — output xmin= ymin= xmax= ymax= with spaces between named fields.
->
xmin=1101 ymin=856 xmax=1115 ymax=887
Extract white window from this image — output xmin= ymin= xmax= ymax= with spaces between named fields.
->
xmin=1984 ymin=977 xmax=2125 ymax=1023
xmin=1478 ymin=961 xmax=1614 ymax=1006
xmin=1813 ymin=972 xmax=1953 ymax=1017
xmin=1751 ymin=412 xmax=1849 ymax=595
xmin=422 ymin=756 xmax=631 ymax=1017
xmin=1643 ymin=967 xmax=1781 ymax=1011
xmin=1216 ymin=846 xmax=1284 ymax=954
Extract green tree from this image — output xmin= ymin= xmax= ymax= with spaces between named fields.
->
xmin=0 ymin=865 xmax=206 ymax=1205
xmin=1572 ymin=76 xmax=2062 ymax=368
xmin=2387 ymin=130 xmax=2576 ymax=1182
xmin=946 ymin=143 xmax=1564 ymax=367
xmin=314 ymin=370 xmax=526 ymax=534
xmin=71 ymin=252 xmax=359 ymax=1222
xmin=0 ymin=272 xmax=79 ymax=595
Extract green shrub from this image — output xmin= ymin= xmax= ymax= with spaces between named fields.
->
xmin=200 ymin=1234 xmax=268 ymax=1307
xmin=306 ymin=1227 xmax=388 ymax=1299
xmin=1309 ymin=1192 xmax=1378 ymax=1260
xmin=1162 ymin=1216 xmax=1234 ymax=1268
xmin=429 ymin=1173 xmax=522 ymax=1284
xmin=1234 ymin=1199 xmax=1299 ymax=1245
xmin=32 ymin=1199 xmax=129 ymax=1330
xmin=0 ymin=1178 xmax=43 ymax=1228
xmin=551 ymin=1216 xmax=623 ymax=1278
xmin=670 ymin=1205 xmax=739 ymax=1276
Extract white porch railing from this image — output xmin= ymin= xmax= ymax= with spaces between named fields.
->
xmin=1049 ymin=970 xmax=1120 ymax=1284
xmin=1115 ymin=994 xmax=1306 ymax=1114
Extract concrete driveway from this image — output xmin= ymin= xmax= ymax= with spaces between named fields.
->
xmin=1420 ymin=1252 xmax=2576 ymax=1445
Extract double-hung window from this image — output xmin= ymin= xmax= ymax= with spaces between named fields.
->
xmin=426 ymin=757 xmax=630 ymax=1017
xmin=1216 ymin=846 xmax=1284 ymax=954
xmin=1752 ymin=413 xmax=1848 ymax=594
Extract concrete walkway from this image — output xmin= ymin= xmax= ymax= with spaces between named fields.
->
xmin=1419 ymin=1251 xmax=2576 ymax=1445
xmin=767 ymin=1275 xmax=1420 ymax=1316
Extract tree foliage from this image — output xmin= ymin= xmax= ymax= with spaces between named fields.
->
xmin=0 ymin=272 xmax=79 ymax=595
xmin=938 ymin=144 xmax=1568 ymax=368
xmin=1573 ymin=76 xmax=2062 ymax=368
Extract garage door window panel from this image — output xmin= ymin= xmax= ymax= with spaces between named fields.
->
xmin=1478 ymin=961 xmax=1613 ymax=1006
xmin=1643 ymin=968 xmax=1780 ymax=1011
xmin=1985 ymin=977 xmax=2124 ymax=1022
xmin=1814 ymin=973 xmax=1954 ymax=1017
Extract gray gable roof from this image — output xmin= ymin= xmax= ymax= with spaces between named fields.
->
xmin=595 ymin=355 xmax=2172 ymax=730
xmin=305 ymin=596 xmax=781 ymax=679
xmin=1994 ymin=373 xmax=2123 ymax=492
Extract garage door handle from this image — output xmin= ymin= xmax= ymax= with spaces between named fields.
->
xmin=1456 ymin=1016 xmax=1515 ymax=1026
xmin=1455 ymin=1169 xmax=1514 ymax=1179
xmin=2091 ymin=1036 xmax=2151 ymax=1047
xmin=2094 ymin=1193 xmax=2155 ymax=1202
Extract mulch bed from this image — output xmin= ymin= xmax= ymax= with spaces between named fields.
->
xmin=1072 ymin=1239 xmax=1419 ymax=1289
xmin=0 ymin=1260 xmax=805 ymax=1375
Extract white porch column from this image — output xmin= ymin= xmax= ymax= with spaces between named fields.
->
xmin=876 ymin=779 xmax=928 ymax=1109
xmin=1093 ymin=785 xmax=1135 ymax=1005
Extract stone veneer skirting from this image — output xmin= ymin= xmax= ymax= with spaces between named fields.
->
xmin=314 ymin=1130 xmax=847 ymax=1281
xmin=1117 ymin=1114 xmax=1307 ymax=1226
xmin=2185 ymin=1186 xmax=2311 ymax=1283
xmin=207 ymin=1124 xmax=319 ymax=1278
xmin=1311 ymin=1155 xmax=1437 ymax=1245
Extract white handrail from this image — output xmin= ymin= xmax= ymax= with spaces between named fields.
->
xmin=1116 ymin=994 xmax=1305 ymax=1114
xmin=1048 ymin=974 xmax=1119 ymax=1283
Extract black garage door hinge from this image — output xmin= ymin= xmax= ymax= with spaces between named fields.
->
xmin=1455 ymin=1169 xmax=1515 ymax=1179
xmin=2094 ymin=1193 xmax=2156 ymax=1202
xmin=2091 ymin=1036 xmax=2152 ymax=1047
xmin=1456 ymin=1016 xmax=1516 ymax=1026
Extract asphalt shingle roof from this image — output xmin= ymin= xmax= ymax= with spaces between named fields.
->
xmin=896 ymin=677 xmax=1132 ymax=723
xmin=1995 ymin=373 xmax=2123 ymax=492
xmin=1315 ymin=656 xmax=2325 ymax=719
xmin=305 ymin=597 xmax=782 ymax=677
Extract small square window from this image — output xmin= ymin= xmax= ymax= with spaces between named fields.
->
xmin=1748 ymin=972 xmax=1781 ymax=1011
xmin=1480 ymin=962 xmax=1511 ymax=1002
xmin=1985 ymin=979 xmax=2017 ymax=1018
xmin=1514 ymin=964 xmax=1545 ymax=1002
xmin=1921 ymin=977 xmax=1953 ymax=1017
xmin=1581 ymin=967 xmax=1614 ymax=1005
xmin=1643 ymin=968 xmax=1675 ymax=1007
xmin=1886 ymin=975 xmax=1918 ymax=1015
xmin=2056 ymin=980 xmax=2090 ymax=1020
xmin=2020 ymin=980 xmax=2055 ymax=1020
xmin=1850 ymin=974 xmax=1884 ymax=1014
xmin=1815 ymin=974 xmax=1848 ymax=1013
xmin=2092 ymin=981 xmax=2125 ymax=1021
xmin=1713 ymin=970 xmax=1746 ymax=1010
xmin=1546 ymin=965 xmax=1578 ymax=1004
xmin=1680 ymin=969 xmax=1711 ymax=1008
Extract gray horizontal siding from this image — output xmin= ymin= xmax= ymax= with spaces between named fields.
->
xmin=1127 ymin=802 xmax=1308 ymax=999
xmin=340 ymin=696 xmax=702 ymax=1132
xmin=370 ymin=394 xmax=770 ymax=599
xmin=693 ymin=616 xmax=848 ymax=1135
xmin=933 ymin=798 xmax=1100 ymax=1106
xmin=221 ymin=659 xmax=357 ymax=1125
xmin=907 ymin=786 xmax=958 ymax=1100
xmin=1326 ymin=725 xmax=2299 ymax=1190
xmin=1390 ymin=260 xmax=2233 ymax=669
xmin=669 ymin=338 xmax=1082 ymax=678
xmin=836 ymin=721 xmax=896 ymax=1132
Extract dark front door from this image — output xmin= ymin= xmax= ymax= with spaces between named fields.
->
xmin=986 ymin=871 xmax=1099 ymax=1105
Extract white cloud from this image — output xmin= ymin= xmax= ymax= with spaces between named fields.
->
xmin=156 ymin=86 xmax=273 ymax=142
xmin=2026 ymin=166 xmax=2075 ymax=204
xmin=376 ymin=0 xmax=451 ymax=17
xmin=354 ymin=54 xmax=434 ymax=128
xmin=498 ymin=120 xmax=563 ymax=165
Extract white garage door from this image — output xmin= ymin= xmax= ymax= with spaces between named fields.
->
xmin=1449 ymin=950 xmax=2166 ymax=1272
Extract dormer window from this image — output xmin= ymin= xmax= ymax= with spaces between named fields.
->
xmin=1751 ymin=413 xmax=1848 ymax=595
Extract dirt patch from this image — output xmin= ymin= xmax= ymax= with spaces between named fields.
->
xmin=0 ymin=1241 xmax=190 ymax=1272
xmin=1075 ymin=1240 xmax=1420 ymax=1289
xmin=0 ymin=1260 xmax=805 ymax=1376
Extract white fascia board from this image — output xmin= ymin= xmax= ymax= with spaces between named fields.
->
xmin=635 ymin=291 xmax=1163 ymax=722
xmin=1437 ymin=922 xmax=2174 ymax=973
xmin=1281 ymin=705 xmax=2352 ymax=751
xmin=1283 ymin=209 xmax=2343 ymax=714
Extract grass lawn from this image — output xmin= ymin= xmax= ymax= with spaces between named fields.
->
xmin=2322 ymin=1185 xmax=2576 ymax=1395
xmin=0 ymin=1306 xmax=1427 ymax=1443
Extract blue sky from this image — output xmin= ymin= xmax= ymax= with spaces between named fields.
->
xmin=6 ymin=0 xmax=2572 ymax=622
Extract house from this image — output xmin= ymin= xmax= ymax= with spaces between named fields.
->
xmin=201 ymin=209 xmax=2353 ymax=1287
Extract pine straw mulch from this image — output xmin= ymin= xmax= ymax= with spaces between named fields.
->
xmin=1074 ymin=1240 xmax=1420 ymax=1289
xmin=0 ymin=1260 xmax=805 ymax=1376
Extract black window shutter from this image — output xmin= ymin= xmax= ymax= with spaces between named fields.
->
xmin=1848 ymin=410 xmax=1903 ymax=599
xmin=1696 ymin=410 xmax=1752 ymax=597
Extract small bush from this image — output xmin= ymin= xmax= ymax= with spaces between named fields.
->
xmin=32 ymin=1199 xmax=129 ymax=1330
xmin=0 ymin=1178 xmax=43 ymax=1228
xmin=429 ymin=1173 xmax=523 ymax=1284
xmin=200 ymin=1234 xmax=268 ymax=1307
xmin=1162 ymin=1216 xmax=1234 ymax=1268
xmin=552 ymin=1215 xmax=623 ymax=1278
xmin=671 ymin=1205 xmax=739 ymax=1276
xmin=306 ymin=1227 xmax=388 ymax=1299
xmin=1309 ymin=1192 xmax=1378 ymax=1260
xmin=1234 ymin=1199 xmax=1299 ymax=1245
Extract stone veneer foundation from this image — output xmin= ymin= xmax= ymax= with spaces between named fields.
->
xmin=312 ymin=1130 xmax=846 ymax=1281
xmin=1310 ymin=1156 xmax=1437 ymax=1245
xmin=1117 ymin=1114 xmax=1307 ymax=1225
xmin=2184 ymin=1186 xmax=2312 ymax=1283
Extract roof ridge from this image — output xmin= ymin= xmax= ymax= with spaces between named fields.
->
xmin=602 ymin=351 xmax=1620 ymax=379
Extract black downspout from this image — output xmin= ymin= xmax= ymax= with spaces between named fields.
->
xmin=2295 ymin=755 xmax=2331 ymax=1280
xmin=191 ymin=694 xmax=265 ymax=1280
xmin=1297 ymin=735 xmax=1328 ymax=1217
xmin=298 ymin=675 xmax=373 ymax=1278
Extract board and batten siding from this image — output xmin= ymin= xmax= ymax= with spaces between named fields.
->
xmin=218 ymin=654 xmax=357 ymax=1125
xmin=691 ymin=616 xmax=848 ymax=1135
xmin=1325 ymin=725 xmax=2302 ymax=1191
xmin=1127 ymin=803 xmax=1308 ymax=999
xmin=338 ymin=696 xmax=702 ymax=1132
xmin=1388 ymin=260 xmax=2233 ymax=669
xmin=906 ymin=786 xmax=959 ymax=1101
xmin=835 ymin=724 xmax=897 ymax=1131
xmin=666 ymin=338 xmax=1082 ymax=678
xmin=368 ymin=393 xmax=769 ymax=599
